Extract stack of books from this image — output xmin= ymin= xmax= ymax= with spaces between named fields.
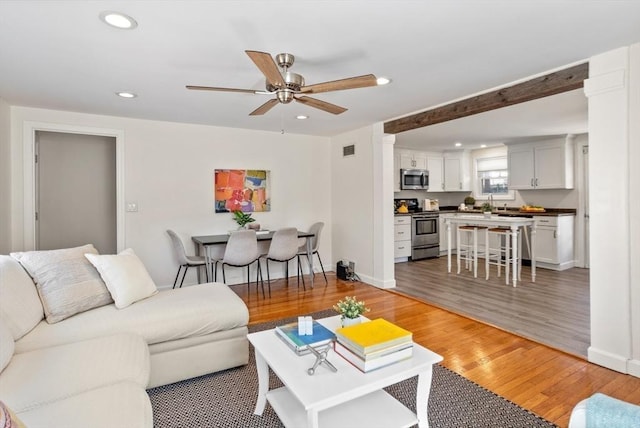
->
xmin=334 ymin=318 xmax=413 ymax=372
xmin=275 ymin=320 xmax=335 ymax=355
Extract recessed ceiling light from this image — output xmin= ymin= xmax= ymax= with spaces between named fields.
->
xmin=376 ymin=77 xmax=391 ymax=85
xmin=116 ymin=92 xmax=137 ymax=98
xmin=454 ymin=142 xmax=462 ymax=147
xmin=100 ymin=11 xmax=138 ymax=29
xmin=480 ymin=144 xmax=487 ymax=148
xmin=296 ymin=115 xmax=308 ymax=120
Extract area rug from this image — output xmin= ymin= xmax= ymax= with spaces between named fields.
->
xmin=148 ymin=310 xmax=557 ymax=427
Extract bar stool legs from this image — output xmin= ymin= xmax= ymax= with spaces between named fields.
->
xmin=457 ymin=225 xmax=487 ymax=278
xmin=486 ymin=227 xmax=522 ymax=285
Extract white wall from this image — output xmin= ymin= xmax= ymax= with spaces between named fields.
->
xmin=0 ymin=98 xmax=10 ymax=254
xmin=330 ymin=125 xmax=375 ymax=283
xmin=8 ymin=106 xmax=332 ymax=288
xmin=585 ymin=43 xmax=640 ymax=376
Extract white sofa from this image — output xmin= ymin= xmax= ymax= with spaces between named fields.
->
xmin=0 ymin=252 xmax=250 ymax=427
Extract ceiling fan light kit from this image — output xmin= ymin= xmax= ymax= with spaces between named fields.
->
xmin=187 ymin=50 xmax=379 ymax=116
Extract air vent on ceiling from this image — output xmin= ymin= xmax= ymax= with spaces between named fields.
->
xmin=343 ymin=144 xmax=355 ymax=157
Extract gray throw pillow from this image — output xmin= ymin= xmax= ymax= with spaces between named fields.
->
xmin=10 ymin=244 xmax=113 ymax=323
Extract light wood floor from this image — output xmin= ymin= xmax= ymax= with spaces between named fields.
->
xmin=234 ymin=273 xmax=640 ymax=428
xmin=394 ymin=256 xmax=590 ymax=357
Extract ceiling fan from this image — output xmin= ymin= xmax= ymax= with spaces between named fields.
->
xmin=186 ymin=50 xmax=378 ymax=116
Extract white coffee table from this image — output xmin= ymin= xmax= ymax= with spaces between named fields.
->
xmin=248 ymin=315 xmax=443 ymax=428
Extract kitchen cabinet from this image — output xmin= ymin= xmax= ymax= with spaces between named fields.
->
xmin=532 ymin=215 xmax=574 ymax=270
xmin=507 ymin=136 xmax=574 ymax=190
xmin=427 ymin=156 xmax=444 ymax=192
xmin=443 ymin=151 xmax=471 ymax=191
xmin=394 ymin=215 xmax=412 ymax=261
xmin=400 ymin=150 xmax=427 ymax=170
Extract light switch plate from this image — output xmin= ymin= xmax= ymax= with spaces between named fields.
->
xmin=126 ymin=202 xmax=138 ymax=212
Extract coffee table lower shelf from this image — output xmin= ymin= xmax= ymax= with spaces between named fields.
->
xmin=266 ymin=386 xmax=418 ymax=428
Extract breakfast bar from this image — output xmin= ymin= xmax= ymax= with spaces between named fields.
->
xmin=444 ymin=215 xmax=537 ymax=286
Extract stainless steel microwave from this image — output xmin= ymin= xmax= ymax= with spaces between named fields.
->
xmin=400 ymin=169 xmax=429 ymax=190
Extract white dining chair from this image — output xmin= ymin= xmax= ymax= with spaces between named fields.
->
xmin=167 ymin=229 xmax=208 ymax=288
xmin=263 ymin=227 xmax=303 ymax=296
xmin=220 ymin=229 xmax=265 ymax=297
xmin=297 ymin=222 xmax=328 ymax=284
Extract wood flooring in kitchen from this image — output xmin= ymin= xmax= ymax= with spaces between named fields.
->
xmin=393 ymin=256 xmax=590 ymax=357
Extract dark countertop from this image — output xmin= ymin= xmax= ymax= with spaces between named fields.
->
xmin=396 ymin=207 xmax=576 ymax=217
xmin=442 ymin=208 xmax=576 ymax=217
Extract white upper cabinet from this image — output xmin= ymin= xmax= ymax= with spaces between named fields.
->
xmin=443 ymin=151 xmax=471 ymax=192
xmin=399 ymin=151 xmax=427 ymax=170
xmin=507 ymin=136 xmax=575 ymax=190
xmin=426 ymin=156 xmax=444 ymax=192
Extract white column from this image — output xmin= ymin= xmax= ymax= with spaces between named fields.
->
xmin=585 ymin=43 xmax=640 ymax=377
xmin=372 ymin=127 xmax=396 ymax=288
xmin=628 ymin=43 xmax=640 ymax=378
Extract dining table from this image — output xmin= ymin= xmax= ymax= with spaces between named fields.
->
xmin=443 ymin=214 xmax=537 ymax=287
xmin=192 ymin=230 xmax=316 ymax=288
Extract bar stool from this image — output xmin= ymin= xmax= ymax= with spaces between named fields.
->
xmin=485 ymin=227 xmax=521 ymax=284
xmin=456 ymin=225 xmax=488 ymax=278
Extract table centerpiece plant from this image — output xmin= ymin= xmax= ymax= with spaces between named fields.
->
xmin=333 ymin=296 xmax=370 ymax=327
xmin=231 ymin=210 xmax=255 ymax=229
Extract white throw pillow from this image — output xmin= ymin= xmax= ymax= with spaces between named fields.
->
xmin=10 ymin=244 xmax=113 ymax=323
xmin=85 ymin=248 xmax=158 ymax=309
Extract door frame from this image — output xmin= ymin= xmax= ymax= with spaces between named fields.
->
xmin=576 ymin=142 xmax=589 ymax=268
xmin=22 ymin=121 xmax=125 ymax=251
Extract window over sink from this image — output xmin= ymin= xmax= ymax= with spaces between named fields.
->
xmin=473 ymin=149 xmax=515 ymax=201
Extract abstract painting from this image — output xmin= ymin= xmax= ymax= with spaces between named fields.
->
xmin=214 ymin=169 xmax=270 ymax=213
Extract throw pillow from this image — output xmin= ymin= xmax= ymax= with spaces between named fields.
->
xmin=0 ymin=401 xmax=27 ymax=428
xmin=10 ymin=244 xmax=113 ymax=324
xmin=85 ymin=248 xmax=158 ymax=309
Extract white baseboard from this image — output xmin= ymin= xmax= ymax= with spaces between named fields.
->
xmin=536 ymin=260 xmax=575 ymax=271
xmin=628 ymin=359 xmax=640 ymax=378
xmin=588 ymin=346 xmax=629 ymax=373
xmin=356 ymin=272 xmax=396 ymax=289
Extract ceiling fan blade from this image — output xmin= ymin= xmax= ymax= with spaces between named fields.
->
xmin=245 ymin=50 xmax=285 ymax=88
xmin=295 ymin=96 xmax=347 ymax=115
xmin=249 ymin=98 xmax=279 ymax=116
xmin=186 ymin=85 xmax=262 ymax=94
xmin=300 ymin=74 xmax=377 ymax=94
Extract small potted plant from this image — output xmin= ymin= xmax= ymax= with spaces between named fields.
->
xmin=231 ymin=210 xmax=255 ymax=229
xmin=463 ymin=196 xmax=476 ymax=208
xmin=333 ymin=296 xmax=370 ymax=327
xmin=481 ymin=202 xmax=493 ymax=217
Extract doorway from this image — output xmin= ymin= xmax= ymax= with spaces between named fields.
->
xmin=35 ymin=131 xmax=117 ymax=253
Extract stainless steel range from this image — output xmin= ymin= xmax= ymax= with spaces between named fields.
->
xmin=411 ymin=211 xmax=440 ymax=260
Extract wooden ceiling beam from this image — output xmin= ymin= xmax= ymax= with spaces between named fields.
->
xmin=383 ymin=62 xmax=589 ymax=135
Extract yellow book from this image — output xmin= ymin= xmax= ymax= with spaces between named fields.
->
xmin=335 ymin=318 xmax=412 ymax=354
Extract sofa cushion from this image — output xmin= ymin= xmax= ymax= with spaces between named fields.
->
xmin=85 ymin=248 xmax=158 ymax=309
xmin=16 ymin=382 xmax=152 ymax=428
xmin=0 ymin=255 xmax=44 ymax=339
xmin=15 ymin=283 xmax=249 ymax=353
xmin=0 ymin=318 xmax=14 ymax=372
xmin=10 ymin=245 xmax=113 ymax=323
xmin=0 ymin=333 xmax=149 ymax=413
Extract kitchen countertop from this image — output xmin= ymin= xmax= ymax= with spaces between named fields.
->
xmin=441 ymin=208 xmax=576 ymax=217
xmin=396 ymin=207 xmax=576 ymax=217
